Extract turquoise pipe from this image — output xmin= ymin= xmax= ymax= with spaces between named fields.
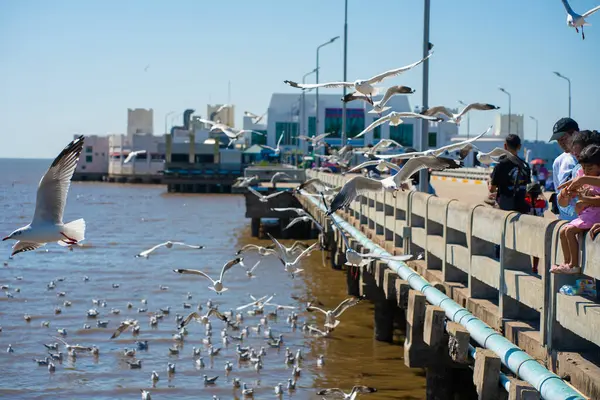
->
xmin=304 ymin=193 xmax=584 ymax=400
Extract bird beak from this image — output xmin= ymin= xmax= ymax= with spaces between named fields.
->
xmin=2 ymin=236 xmax=9 ymax=241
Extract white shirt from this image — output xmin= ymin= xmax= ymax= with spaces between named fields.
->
xmin=552 ymin=152 xmax=577 ymax=190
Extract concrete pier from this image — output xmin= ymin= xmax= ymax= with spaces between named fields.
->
xmin=295 ymin=170 xmax=600 ymax=400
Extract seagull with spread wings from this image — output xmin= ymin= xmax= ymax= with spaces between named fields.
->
xmin=123 ymin=150 xmax=147 ymax=164
xmin=296 ymin=132 xmax=331 ymax=147
xmin=173 ymin=257 xmax=243 ymax=294
xmin=244 ymin=110 xmax=267 ymax=124
xmin=197 ymin=118 xmax=264 ymax=147
xmin=307 ymin=297 xmax=364 ymax=330
xmin=362 ymin=139 xmax=404 ymax=160
xmin=110 ymin=319 xmax=139 ymax=339
xmin=422 ymin=103 xmax=499 ymax=125
xmin=178 ymin=309 xmax=229 ymax=329
xmin=561 ymin=0 xmax=600 ymax=39
xmin=317 ymin=386 xmax=377 ymax=399
xmin=283 ymin=215 xmax=324 ymax=233
xmin=3 ymin=136 xmax=86 ymax=256
xmin=284 ymin=53 xmax=432 ymax=104
xmin=135 ymin=241 xmax=204 ymax=258
xmin=247 ymin=187 xmax=287 ymax=203
xmin=475 ymin=147 xmax=530 ymax=172
xmin=261 ymin=133 xmax=284 ymax=155
xmin=343 ymin=85 xmax=415 ymax=115
xmin=354 ymin=111 xmax=441 ymax=138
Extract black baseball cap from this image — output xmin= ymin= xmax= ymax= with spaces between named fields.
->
xmin=550 ymin=117 xmax=579 ymax=141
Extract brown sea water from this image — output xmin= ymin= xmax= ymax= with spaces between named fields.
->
xmin=0 ymin=158 xmax=425 ymax=399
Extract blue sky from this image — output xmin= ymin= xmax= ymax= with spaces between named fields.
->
xmin=1 ymin=0 xmax=599 ymax=158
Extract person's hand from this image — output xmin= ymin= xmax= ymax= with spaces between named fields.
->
xmin=557 ymin=175 xmax=587 ymax=193
xmin=575 ymin=200 xmax=589 ymax=215
xmin=590 ymin=223 xmax=600 ymax=239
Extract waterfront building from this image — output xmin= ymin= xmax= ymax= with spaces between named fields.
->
xmin=73 ymin=134 xmax=109 ymax=180
xmin=127 ymin=108 xmax=154 ymax=138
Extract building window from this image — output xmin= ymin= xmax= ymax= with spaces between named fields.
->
xmin=373 ymin=120 xmax=381 ymax=140
xmin=308 ymin=117 xmax=316 ymax=137
xmin=251 ymin=130 xmax=267 ymax=146
xmin=85 ymin=155 xmax=93 ymax=163
xmin=389 ymin=124 xmax=413 ymax=146
xmin=324 ymin=108 xmax=365 ymax=138
xmin=428 ymin=132 xmax=437 ymax=148
xmin=86 ymin=146 xmax=93 ymax=153
xmin=275 ymin=122 xmax=298 ymax=146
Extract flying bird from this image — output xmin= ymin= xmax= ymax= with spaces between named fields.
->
xmin=244 ymin=111 xmax=267 ymax=124
xmin=173 ymin=257 xmax=242 ymax=294
xmin=261 ymin=133 xmax=284 ymax=155
xmin=362 ymin=139 xmax=404 ymax=159
xmin=343 ymin=85 xmax=415 ymax=115
xmin=247 ymin=187 xmax=287 ymax=203
xmin=317 ymin=386 xmax=377 ymax=399
xmin=178 ymin=309 xmax=229 ymax=329
xmin=296 ymin=132 xmax=331 ymax=147
xmin=560 ymin=0 xmax=600 ymax=39
xmin=235 ymin=244 xmax=277 ymax=257
xmin=110 ymin=319 xmax=138 ymax=339
xmin=284 ymin=215 xmax=324 ymax=232
xmin=355 ymin=112 xmax=441 ymax=138
xmin=421 ymin=103 xmax=499 ymax=124
xmin=475 ymin=147 xmax=530 ymax=172
xmin=307 ymin=297 xmax=364 ymax=329
xmin=135 ymin=241 xmax=204 ymax=258
xmin=3 ymin=136 xmax=86 ymax=256
xmin=216 ymin=104 xmax=230 ymax=113
xmin=284 ymin=53 xmax=432 ymax=104
xmin=123 ymin=150 xmax=147 ymax=164
xmin=197 ymin=119 xmax=264 ymax=147
xmin=270 ymin=172 xmax=291 ymax=186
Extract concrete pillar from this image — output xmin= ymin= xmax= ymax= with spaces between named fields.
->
xmin=251 ymin=218 xmax=260 ymax=237
xmin=473 ymin=348 xmax=501 ymax=400
xmin=447 ymin=322 xmax=470 ymax=364
xmin=404 ymin=290 xmax=429 ymax=368
xmin=374 ymin=299 xmax=396 ymax=343
xmin=508 ymin=378 xmax=539 ymax=400
xmin=165 ymin=134 xmax=172 ymax=163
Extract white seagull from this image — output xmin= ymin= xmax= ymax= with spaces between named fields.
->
xmin=198 ymin=119 xmax=264 ymax=147
xmin=307 ymin=297 xmax=364 ymax=329
xmin=240 ymin=260 xmax=262 ymax=278
xmin=283 ymin=216 xmax=324 ymax=232
xmin=247 ymin=187 xmax=287 ymax=203
xmin=261 ymin=133 xmax=284 ymax=155
xmin=317 ymin=386 xmax=377 ymax=399
xmin=244 ymin=111 xmax=267 ymax=124
xmin=284 ymin=53 xmax=432 ymax=104
xmin=343 ymin=85 xmax=415 ymax=115
xmin=561 ymin=0 xmax=600 ymax=39
xmin=135 ymin=241 xmax=204 ymax=258
xmin=173 ymin=257 xmax=242 ymax=294
xmin=123 ymin=150 xmax=147 ymax=164
xmin=362 ymin=139 xmax=404 ymax=159
xmin=3 ymin=136 xmax=86 ymax=256
xmin=354 ymin=111 xmax=441 ymax=138
xmin=216 ymin=104 xmax=230 ymax=113
xmin=327 ymin=156 xmax=460 ymax=214
xmin=236 ymin=244 xmax=277 ymax=257
xmin=110 ymin=319 xmax=139 ymax=339
xmin=475 ymin=147 xmax=530 ymax=171
xmin=422 ymin=103 xmax=499 ymax=125
xmin=347 ymin=159 xmax=399 ymax=174
xmin=178 ymin=309 xmax=229 ymax=329
xmin=296 ymin=132 xmax=331 ymax=147
xmin=272 ymin=240 xmax=319 ymax=278
xmin=270 ymin=172 xmax=291 ymax=186
xmin=374 ymin=125 xmax=492 ymax=161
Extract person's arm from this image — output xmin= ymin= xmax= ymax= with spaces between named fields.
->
xmin=489 ymin=165 xmax=500 ymax=193
xmin=558 ymin=175 xmax=600 ymax=192
xmin=578 ymin=194 xmax=600 ymax=206
xmin=557 ymin=189 xmax=574 ymax=207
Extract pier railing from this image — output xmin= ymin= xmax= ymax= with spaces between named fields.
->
xmin=301 ymin=169 xmax=600 ymax=399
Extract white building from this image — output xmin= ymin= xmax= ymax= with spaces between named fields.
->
xmin=494 ymin=113 xmax=525 ymax=140
xmin=73 ymin=134 xmax=109 ymax=180
xmin=108 ymin=133 xmax=165 ymax=176
xmin=263 ymin=92 xmax=459 ymax=154
xmin=127 ymin=108 xmax=154 ymax=138
xmin=207 ymin=104 xmax=234 ymax=127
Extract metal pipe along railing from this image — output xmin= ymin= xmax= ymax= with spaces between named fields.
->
xmin=303 ymin=193 xmax=584 ymax=400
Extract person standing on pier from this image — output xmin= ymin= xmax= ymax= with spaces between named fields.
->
xmin=549 ymin=118 xmax=579 ymax=220
xmin=488 ymin=134 xmax=531 ymax=213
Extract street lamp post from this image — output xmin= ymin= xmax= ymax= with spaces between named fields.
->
xmin=499 ymin=87 xmax=512 ymax=135
xmin=315 ymin=36 xmax=340 ymax=139
xmin=418 ymin=0 xmax=431 ymax=193
xmin=529 ymin=116 xmax=539 ymax=142
xmin=458 ymin=100 xmax=470 ymax=139
xmin=341 ymin=0 xmax=349 ymax=147
xmin=164 ymin=111 xmax=175 ymax=134
xmin=553 ymin=71 xmax=572 ymax=118
xmin=301 ymin=69 xmax=318 ymax=157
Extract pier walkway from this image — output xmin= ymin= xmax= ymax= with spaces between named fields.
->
xmin=293 ymin=170 xmax=600 ymax=400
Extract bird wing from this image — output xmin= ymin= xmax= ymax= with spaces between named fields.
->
xmin=180 ymin=312 xmax=200 ymax=327
xmin=53 ymin=336 xmax=71 ymax=347
xmin=219 ymin=257 xmax=242 ymax=282
xmin=11 ymin=241 xmax=44 ymax=256
xmin=432 ymin=125 xmax=491 ymax=156
xmin=367 ymin=53 xmax=432 ymax=84
xmin=173 ymin=268 xmax=215 ymax=284
xmin=342 ymin=91 xmax=369 ymax=104
xmin=374 ymin=150 xmax=425 ymax=160
xmin=352 ymin=386 xmax=377 ymax=394
xmin=379 ymin=85 xmax=414 ymax=107
xmin=393 ymin=156 xmax=460 ymax=184
xmin=32 ymin=135 xmax=84 ymax=225
xmin=267 ymin=233 xmax=290 ymax=262
xmin=347 ymin=160 xmax=400 ymax=173
xmin=316 ymin=388 xmax=347 ymax=397
xmin=236 ymin=244 xmax=260 ymax=255
xmin=372 ymin=138 xmax=403 ymax=153
xmin=137 ymin=242 xmax=169 ymax=257
xmin=197 ymin=118 xmax=216 ymax=126
xmin=123 ymin=153 xmax=135 ymax=164
xmin=422 ymin=106 xmax=454 ymax=118
xmin=249 ymin=261 xmax=261 ymax=273
xmin=332 ymin=297 xmax=362 ymax=317
xmin=290 ymin=241 xmax=319 ymax=264
xmin=276 ymin=133 xmax=284 ymax=149
xmin=244 ymin=111 xmax=260 ymax=119
xmin=328 ymin=176 xmax=383 ymax=213
xmin=354 ymin=114 xmax=392 ymax=138
xmin=110 ymin=321 xmax=133 ymax=339
xmin=284 ymin=217 xmax=307 ymax=231
xmin=306 ymin=304 xmax=329 ymax=315
xmin=583 ymin=5 xmax=600 ymax=17
xmin=207 ymin=308 xmax=229 ymax=322
xmin=271 ymin=207 xmax=307 ymax=216
xmin=247 ymin=187 xmax=265 ymax=200
xmin=170 ymin=242 xmax=203 ymax=249
xmin=456 ymin=103 xmax=498 ymax=119
xmin=366 ymin=253 xmax=414 ymax=262
xmin=313 ymin=132 xmax=332 ymax=143
xmin=296 ymin=178 xmax=325 ymax=192
xmin=284 ymin=80 xmax=353 ymax=89
xmin=264 ymin=191 xmax=287 ymax=200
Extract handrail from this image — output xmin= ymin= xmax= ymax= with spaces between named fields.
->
xmin=302 ymin=192 xmax=585 ymax=400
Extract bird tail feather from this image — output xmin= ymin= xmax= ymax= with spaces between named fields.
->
xmin=58 ymin=218 xmax=86 ymax=245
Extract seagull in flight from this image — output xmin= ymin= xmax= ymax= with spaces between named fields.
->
xmin=343 ymin=85 xmax=415 ymax=115
xmin=198 ymin=119 xmax=264 ymax=147
xmin=240 ymin=260 xmax=262 ymax=278
xmin=110 ymin=319 xmax=139 ymax=339
xmin=173 ymin=257 xmax=243 ymax=294
xmin=178 ymin=309 xmax=229 ymax=329
xmin=421 ymin=103 xmax=499 ymax=125
xmin=284 ymin=215 xmax=324 ymax=232
xmin=317 ymin=386 xmax=377 ymax=399
xmin=3 ymin=136 xmax=86 ymax=256
xmin=244 ymin=111 xmax=267 ymax=124
xmin=247 ymin=187 xmax=287 ymax=203
xmin=268 ymin=234 xmax=318 ymax=277
xmin=362 ymin=139 xmax=404 ymax=159
xmin=354 ymin=112 xmax=441 ymax=138
xmin=296 ymin=132 xmax=331 ymax=147
xmin=123 ymin=150 xmax=147 ymax=164
xmin=216 ymin=104 xmax=230 ymax=113
xmin=561 ymin=0 xmax=600 ymax=39
xmin=475 ymin=147 xmax=530 ymax=172
xmin=236 ymin=244 xmax=277 ymax=257
xmin=284 ymin=53 xmax=432 ymax=104
xmin=261 ymin=134 xmax=284 ymax=155
xmin=327 ymin=156 xmax=460 ymax=214
xmin=135 ymin=241 xmax=204 ymax=258
xmin=307 ymin=297 xmax=364 ymax=330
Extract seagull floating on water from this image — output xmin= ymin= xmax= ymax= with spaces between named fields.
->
xmin=173 ymin=257 xmax=242 ymax=294
xmin=3 ymin=136 xmax=86 ymax=256
xmin=284 ymin=53 xmax=432 ymax=104
xmin=135 ymin=241 xmax=204 ymax=258
xmin=561 ymin=0 xmax=600 ymax=39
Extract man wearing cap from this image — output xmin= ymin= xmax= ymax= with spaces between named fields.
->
xmin=550 ymin=117 xmax=579 ymax=221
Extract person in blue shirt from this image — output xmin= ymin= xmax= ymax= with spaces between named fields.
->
xmin=550 ymin=118 xmax=579 ymax=220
